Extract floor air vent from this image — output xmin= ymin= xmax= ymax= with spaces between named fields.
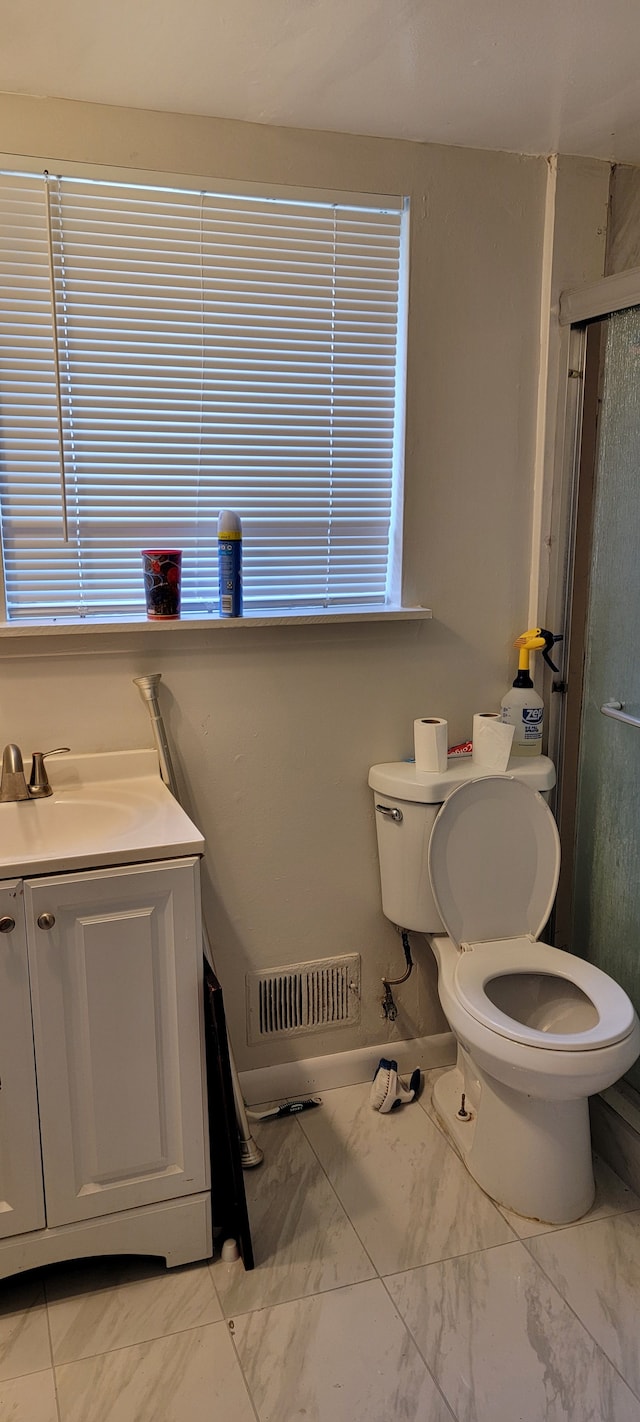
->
xmin=246 ymin=955 xmax=361 ymax=1043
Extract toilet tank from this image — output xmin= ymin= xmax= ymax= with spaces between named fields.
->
xmin=368 ymin=756 xmax=556 ymax=933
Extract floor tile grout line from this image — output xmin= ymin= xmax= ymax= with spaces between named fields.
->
xmin=378 ymin=1233 xmax=536 ymax=1286
xmin=0 ymin=1362 xmax=56 ymax=1385
xmin=226 ymin=1324 xmax=263 ymax=1422
xmin=291 ymin=1111 xmax=382 ymax=1280
xmin=42 ymin=1257 xmax=223 ymax=1368
xmin=47 ymin=1313 xmax=253 ymax=1382
xmin=504 ymin=1226 xmax=640 ymax=1406
xmin=41 ymin=1284 xmax=63 ymax=1422
xmin=496 ymin=1198 xmax=640 ymax=1242
xmin=46 ymin=1308 xmax=228 ymax=1372
xmin=207 ymin=1259 xmax=225 ymax=1318
xmin=377 ymin=1271 xmax=459 ymax=1422
xmin=211 ymin=1270 xmax=407 ymax=1324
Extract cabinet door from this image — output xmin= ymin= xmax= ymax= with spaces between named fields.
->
xmin=26 ymin=858 xmax=209 ymax=1228
xmin=0 ymin=880 xmax=45 ymax=1239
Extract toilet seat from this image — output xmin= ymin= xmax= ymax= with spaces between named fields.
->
xmin=454 ymin=937 xmax=637 ymax=1051
xmin=428 ymin=776 xmax=636 ymax=1053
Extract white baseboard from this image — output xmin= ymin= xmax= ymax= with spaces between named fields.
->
xmin=238 ymin=1031 xmax=456 ymax=1106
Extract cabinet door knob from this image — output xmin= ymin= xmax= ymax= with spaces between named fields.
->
xmin=37 ymin=912 xmax=56 ymax=930
xmin=0 ymin=915 xmax=15 ymax=933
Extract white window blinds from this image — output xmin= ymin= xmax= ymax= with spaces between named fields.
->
xmin=0 ymin=169 xmax=407 ymax=620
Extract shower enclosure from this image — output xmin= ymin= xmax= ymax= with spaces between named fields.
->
xmin=562 ymin=301 xmax=640 ymax=1098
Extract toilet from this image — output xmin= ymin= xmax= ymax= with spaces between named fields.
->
xmin=368 ymin=756 xmax=640 ymax=1224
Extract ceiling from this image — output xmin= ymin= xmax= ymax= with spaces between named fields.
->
xmin=3 ymin=0 xmax=640 ymax=163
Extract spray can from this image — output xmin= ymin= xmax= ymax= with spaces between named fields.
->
xmin=500 ymin=627 xmax=563 ymax=757
xmin=217 ymin=510 xmax=243 ymax=617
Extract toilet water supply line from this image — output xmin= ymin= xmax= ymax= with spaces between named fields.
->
xmin=381 ymin=928 xmax=414 ymax=1021
xmin=133 ymin=674 xmax=264 ymax=1170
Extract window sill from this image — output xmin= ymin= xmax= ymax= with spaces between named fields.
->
xmin=0 ymin=605 xmax=432 ymax=638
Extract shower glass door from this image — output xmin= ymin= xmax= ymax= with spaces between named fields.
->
xmin=573 ymin=304 xmax=640 ymax=1093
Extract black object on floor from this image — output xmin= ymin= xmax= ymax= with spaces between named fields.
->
xmin=203 ymin=959 xmax=254 ymax=1270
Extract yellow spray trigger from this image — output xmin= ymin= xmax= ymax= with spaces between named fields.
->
xmin=514 ymin=628 xmax=546 ymax=651
xmin=513 ymin=628 xmax=563 ymax=674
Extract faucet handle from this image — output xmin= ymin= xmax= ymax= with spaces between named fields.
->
xmin=29 ymin=747 xmax=71 ymax=798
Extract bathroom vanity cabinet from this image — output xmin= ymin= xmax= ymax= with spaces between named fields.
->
xmin=0 ymin=856 xmax=211 ymax=1280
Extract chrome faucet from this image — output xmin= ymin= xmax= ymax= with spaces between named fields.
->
xmin=0 ymin=745 xmax=30 ymax=801
xmin=0 ymin=745 xmax=70 ymax=803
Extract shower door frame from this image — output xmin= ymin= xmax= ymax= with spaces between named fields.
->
xmin=546 ymin=266 xmax=640 ymax=1098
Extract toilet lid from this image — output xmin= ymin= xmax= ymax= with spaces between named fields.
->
xmin=428 ymin=775 xmax=560 ymax=949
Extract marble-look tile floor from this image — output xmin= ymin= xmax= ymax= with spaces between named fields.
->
xmin=3 ymin=1073 xmax=640 ymax=1420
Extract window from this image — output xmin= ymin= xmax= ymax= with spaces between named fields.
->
xmin=0 ymin=168 xmax=408 ymax=621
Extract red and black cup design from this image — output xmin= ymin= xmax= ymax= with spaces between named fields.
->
xmin=141 ymin=549 xmax=182 ymax=620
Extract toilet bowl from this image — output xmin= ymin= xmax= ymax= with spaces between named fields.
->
xmin=368 ymin=759 xmax=640 ymax=1224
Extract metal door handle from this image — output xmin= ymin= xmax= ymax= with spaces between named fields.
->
xmin=0 ymin=916 xmax=15 ymax=933
xmin=601 ymin=700 xmax=640 ymax=728
xmin=37 ymin=913 xmax=56 ymax=930
xmin=375 ymin=803 xmax=403 ymax=823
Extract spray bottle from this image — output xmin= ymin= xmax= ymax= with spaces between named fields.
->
xmin=217 ymin=510 xmax=243 ymax=617
xmin=500 ymin=627 xmax=563 ymax=757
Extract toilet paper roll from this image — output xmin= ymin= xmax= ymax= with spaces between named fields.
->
xmin=414 ymin=717 xmax=448 ymax=773
xmin=471 ymin=712 xmax=514 ymax=772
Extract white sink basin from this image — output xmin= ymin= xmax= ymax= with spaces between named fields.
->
xmin=0 ymin=750 xmax=204 ymax=876
xmin=39 ymin=795 xmax=140 ymax=841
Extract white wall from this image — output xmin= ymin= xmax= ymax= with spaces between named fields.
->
xmin=606 ymin=164 xmax=640 ymax=274
xmin=0 ymin=96 xmax=606 ymax=1069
